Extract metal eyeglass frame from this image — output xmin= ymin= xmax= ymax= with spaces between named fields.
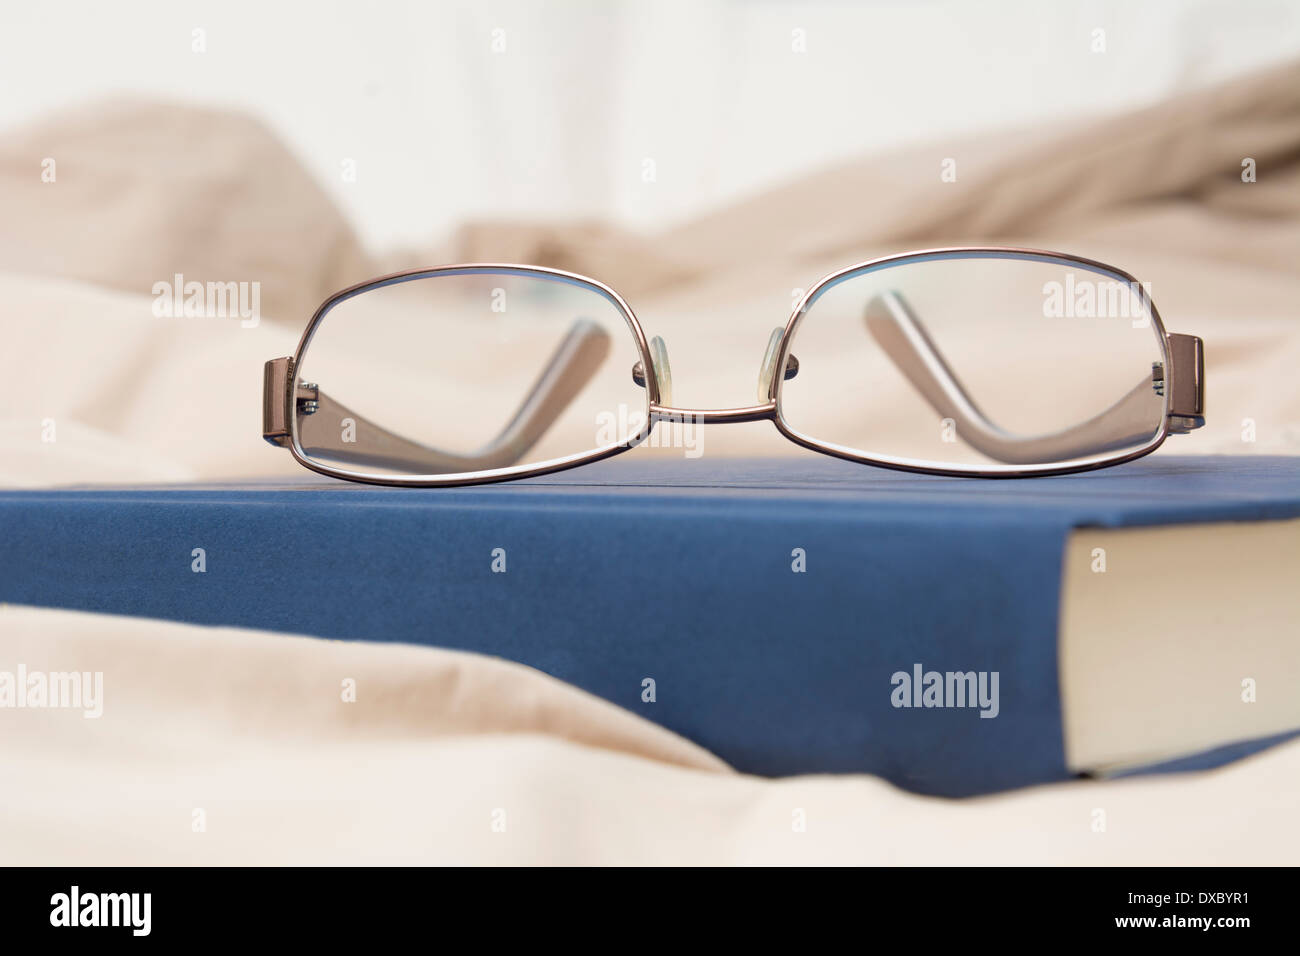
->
xmin=262 ymin=246 xmax=1205 ymax=486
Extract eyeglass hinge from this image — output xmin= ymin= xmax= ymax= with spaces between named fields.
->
xmin=1165 ymin=333 xmax=1205 ymax=433
xmin=262 ymin=357 xmax=294 ymax=447
xmin=296 ymin=382 xmax=319 ymax=416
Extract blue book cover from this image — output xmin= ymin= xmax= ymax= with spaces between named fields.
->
xmin=0 ymin=454 xmax=1296 ymax=797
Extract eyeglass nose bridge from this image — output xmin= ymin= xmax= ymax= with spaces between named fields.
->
xmin=631 ymin=327 xmax=798 ymax=423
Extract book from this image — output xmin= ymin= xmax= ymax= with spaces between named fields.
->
xmin=0 ymin=454 xmax=1295 ymax=796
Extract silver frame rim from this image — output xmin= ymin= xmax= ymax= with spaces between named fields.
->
xmin=287 ymin=264 xmax=657 ymax=487
xmin=768 ymin=246 xmax=1172 ymax=479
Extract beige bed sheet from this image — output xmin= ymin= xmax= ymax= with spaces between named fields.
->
xmin=3 ymin=604 xmax=1296 ymax=866
xmin=0 ymin=60 xmax=1297 ymax=864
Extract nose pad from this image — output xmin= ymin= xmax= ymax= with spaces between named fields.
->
xmin=756 ymin=328 xmax=800 ymax=402
xmin=630 ymin=335 xmax=673 ymax=406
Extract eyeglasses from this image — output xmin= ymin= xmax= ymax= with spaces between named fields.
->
xmin=262 ymin=247 xmax=1205 ymax=486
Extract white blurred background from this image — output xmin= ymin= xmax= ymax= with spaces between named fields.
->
xmin=2 ymin=0 xmax=1297 ymax=251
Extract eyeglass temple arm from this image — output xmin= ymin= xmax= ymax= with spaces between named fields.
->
xmin=263 ymin=319 xmax=612 ymax=473
xmin=863 ymin=291 xmax=1204 ymax=465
